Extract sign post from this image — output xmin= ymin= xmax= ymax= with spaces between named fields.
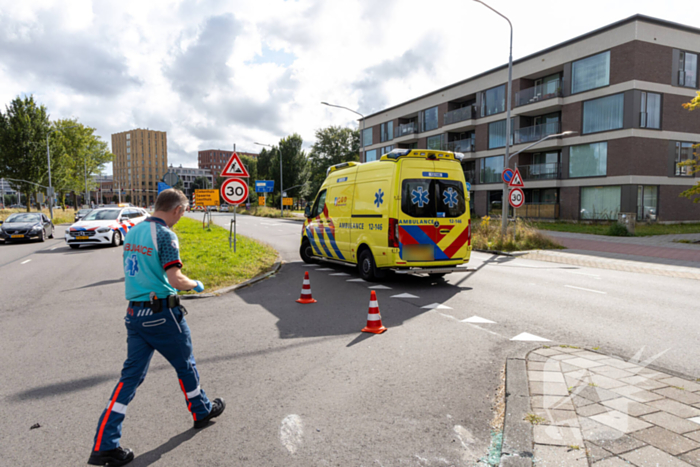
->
xmin=507 ymin=168 xmax=525 ymax=239
xmin=220 ymin=155 xmax=250 ymax=251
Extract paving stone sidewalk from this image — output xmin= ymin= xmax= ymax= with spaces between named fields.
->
xmin=525 ymin=346 xmax=700 ymax=466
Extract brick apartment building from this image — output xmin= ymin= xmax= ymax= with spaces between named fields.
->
xmin=359 ymin=15 xmax=700 ymax=222
xmin=112 ymin=129 xmax=168 ymax=207
xmin=198 ymin=149 xmax=258 ymax=178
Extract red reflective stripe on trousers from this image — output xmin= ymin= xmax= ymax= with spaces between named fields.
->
xmin=94 ymin=382 xmax=124 ymax=452
xmin=179 ymin=379 xmax=196 ymax=421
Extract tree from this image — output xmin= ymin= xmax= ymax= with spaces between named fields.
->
xmin=307 ymin=126 xmax=360 ymax=199
xmin=266 ymin=134 xmax=310 ymax=206
xmin=192 ymin=176 xmax=210 ymax=191
xmin=240 ymin=155 xmax=258 ymax=195
xmin=0 ymin=95 xmax=51 ymax=211
xmin=680 ymin=91 xmax=700 ymax=203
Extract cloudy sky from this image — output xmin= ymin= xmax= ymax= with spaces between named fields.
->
xmin=1 ymin=0 xmax=698 ymax=175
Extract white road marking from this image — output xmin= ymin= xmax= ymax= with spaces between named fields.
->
xmin=421 ymin=303 xmax=452 ymax=310
xmin=565 ymin=285 xmax=606 ymax=294
xmin=316 ymin=268 xmax=334 ymax=271
xmin=330 ymin=273 xmax=350 ymax=276
xmin=51 ymin=246 xmax=61 ymax=250
xmin=368 ymin=285 xmax=392 ymax=289
xmin=347 ymin=278 xmax=366 ymax=282
xmin=21 ymin=259 xmax=31 ymax=264
xmin=279 ymin=414 xmax=303 ymax=454
xmin=566 ymin=271 xmax=601 ymax=279
xmin=462 ymin=316 xmax=496 ymax=324
xmin=391 ymin=293 xmax=419 ymax=299
xmin=511 ymin=332 xmax=550 ymax=342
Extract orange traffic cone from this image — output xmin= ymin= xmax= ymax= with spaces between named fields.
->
xmin=362 ymin=290 xmax=387 ymax=334
xmin=296 ymin=271 xmax=317 ymax=304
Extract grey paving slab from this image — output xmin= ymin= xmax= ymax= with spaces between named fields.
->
xmin=592 ymin=366 xmax=637 ymax=380
xmin=531 ymin=395 xmax=576 ymax=411
xmin=550 ymin=354 xmax=581 ymax=361
xmin=558 ymin=347 xmax=586 ymax=354
xmin=684 ymin=431 xmax=700 ymax=443
xmin=594 ymin=358 xmax=645 ymax=370
xmin=655 ymin=388 xmax=700 ymax=405
xmin=593 ymin=457 xmax=637 ymax=466
xmin=618 ymin=375 xmax=670 ymax=391
xmin=580 ymin=418 xmax=646 ymax=454
xmin=612 ymin=385 xmax=666 ymax=403
xmin=534 ymin=409 xmax=580 ymax=427
xmin=590 ymin=410 xmax=653 ymax=434
xmin=560 ymin=361 xmax=580 ymax=373
xmin=564 ymin=357 xmax=606 ymax=369
xmin=601 ymin=397 xmax=660 ymax=417
xmin=575 ymin=385 xmax=622 ymax=403
xmin=570 ymin=350 xmax=610 ymax=361
xmin=530 ymin=381 xmax=570 ymax=396
xmin=631 ymin=426 xmax=700 ymax=456
xmin=585 ymin=441 xmax=613 ymax=463
xmin=658 ymin=378 xmax=700 ymax=393
xmin=680 ymin=448 xmax=700 ymax=467
xmin=528 ymin=371 xmax=566 ymax=383
xmin=648 ymin=399 xmax=700 ymax=419
xmin=637 ymin=368 xmax=672 ymax=380
xmin=576 ymin=403 xmax=609 ymax=417
xmin=572 ymin=394 xmax=598 ymax=408
xmin=533 ymin=444 xmax=588 ymax=466
xmin=533 ymin=348 xmax=564 ymax=357
xmin=620 ymin=445 xmax=694 ymax=466
xmin=585 ymin=374 xmax=630 ymax=390
xmin=641 ymin=412 xmax=700 ymax=435
xmin=533 ymin=425 xmax=584 ymax=446
xmin=528 ymin=361 xmax=560 ymax=372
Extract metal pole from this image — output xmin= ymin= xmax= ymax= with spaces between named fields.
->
xmin=234 ymin=205 xmax=237 ymax=252
xmin=85 ymin=157 xmax=89 ymax=207
xmin=46 ymin=133 xmax=54 ymax=220
xmin=279 ymin=147 xmax=283 ymax=218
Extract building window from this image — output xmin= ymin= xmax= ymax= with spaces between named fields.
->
xmin=362 ymin=128 xmax=372 ymax=147
xmin=571 ymin=51 xmax=610 ymax=94
xmin=675 ymin=142 xmax=696 ymax=176
xmin=640 ymin=92 xmax=661 ymax=129
xmin=422 ymin=107 xmax=438 ymax=132
xmin=427 ymin=135 xmax=442 ymax=150
xmin=488 ymin=119 xmax=513 ymax=149
xmin=479 ymin=155 xmax=504 ymax=184
xmin=637 ymin=186 xmax=658 ymax=221
xmin=679 ymin=51 xmax=698 ymax=88
xmin=580 ymin=186 xmax=621 ymax=220
xmin=569 ymin=142 xmax=607 ymax=178
xmin=365 ymin=149 xmax=378 ymax=162
xmin=488 ymin=191 xmax=503 ymax=216
xmin=380 ymin=145 xmax=394 ymax=155
xmin=380 ymin=122 xmax=393 ymax=142
xmin=582 ymin=93 xmax=624 ymax=134
xmin=482 ymin=84 xmax=506 ymax=117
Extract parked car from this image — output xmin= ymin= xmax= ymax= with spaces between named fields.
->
xmin=0 ymin=212 xmax=54 ymax=243
xmin=74 ymin=208 xmax=93 ymax=222
xmin=65 ymin=207 xmax=149 ymax=249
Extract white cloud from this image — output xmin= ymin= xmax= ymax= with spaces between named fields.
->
xmin=0 ymin=0 xmax=698 ymax=175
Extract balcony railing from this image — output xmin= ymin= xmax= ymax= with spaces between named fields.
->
xmin=515 ymin=79 xmax=562 ymax=107
xmin=514 ymin=121 xmax=561 ymax=144
xmin=444 ymin=105 xmax=475 ymax=125
xmin=445 ymin=138 xmax=475 ymax=153
xmin=394 ymin=122 xmax=419 ymax=138
xmin=518 ymin=162 xmax=560 ymax=180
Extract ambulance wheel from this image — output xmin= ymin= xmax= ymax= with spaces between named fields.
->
xmin=300 ymin=239 xmax=318 ymax=264
xmin=358 ymin=249 xmax=386 ymax=282
xmin=112 ymin=231 xmax=122 ymax=247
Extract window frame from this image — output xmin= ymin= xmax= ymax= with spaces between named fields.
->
xmin=482 ymin=84 xmax=506 ymax=117
xmin=569 ymin=141 xmax=608 ymax=179
xmin=640 ymin=91 xmax=662 ymax=130
xmin=675 ymin=141 xmax=696 ymax=177
xmin=579 ymin=185 xmax=622 ymax=220
xmin=571 ymin=51 xmax=611 ymax=95
xmin=581 ymin=93 xmax=625 ymax=135
xmin=422 ymin=106 xmax=439 ymax=132
xmin=380 ymin=121 xmax=393 ymax=143
xmin=479 ymin=155 xmax=504 ymax=184
xmin=679 ymin=50 xmax=699 ymax=89
xmin=362 ymin=128 xmax=373 ymax=147
xmin=426 ymin=135 xmax=442 ymax=150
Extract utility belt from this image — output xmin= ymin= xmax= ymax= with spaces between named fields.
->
xmin=129 ymin=294 xmax=180 ymax=314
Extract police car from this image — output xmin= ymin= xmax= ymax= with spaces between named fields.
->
xmin=65 ymin=207 xmax=149 ymax=249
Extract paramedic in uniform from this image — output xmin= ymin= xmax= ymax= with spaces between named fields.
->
xmin=88 ymin=189 xmax=225 ymax=466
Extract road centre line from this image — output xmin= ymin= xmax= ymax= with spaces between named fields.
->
xmin=566 ymin=271 xmax=601 ymax=279
xmin=564 ymin=285 xmax=606 ymax=294
xmin=21 ymin=259 xmax=31 ymax=264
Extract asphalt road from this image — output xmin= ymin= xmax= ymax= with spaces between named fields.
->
xmin=0 ymin=214 xmax=697 ymax=466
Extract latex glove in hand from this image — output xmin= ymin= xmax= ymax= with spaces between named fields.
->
xmin=193 ymin=280 xmax=204 ymax=293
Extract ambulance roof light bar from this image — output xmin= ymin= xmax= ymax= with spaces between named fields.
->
xmin=326 ymin=161 xmax=362 ymax=177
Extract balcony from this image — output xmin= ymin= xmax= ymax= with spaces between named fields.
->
xmin=445 ymin=138 xmax=475 ymax=153
xmin=514 ymin=121 xmax=561 ymax=144
xmin=394 ymin=122 xmax=419 ymax=138
xmin=518 ymin=163 xmax=561 ymax=181
xmin=515 ymin=79 xmax=562 ymax=107
xmin=444 ymin=105 xmax=475 ymax=125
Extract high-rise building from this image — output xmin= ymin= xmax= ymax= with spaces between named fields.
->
xmin=112 ymin=129 xmax=168 ymax=207
xmin=198 ymin=149 xmax=258 ymax=178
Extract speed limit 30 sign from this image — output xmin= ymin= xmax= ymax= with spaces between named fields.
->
xmin=509 ymin=188 xmax=525 ymax=209
xmin=220 ymin=178 xmax=249 ymax=205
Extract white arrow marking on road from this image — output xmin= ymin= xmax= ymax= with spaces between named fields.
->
xmin=565 ymin=285 xmax=606 ymax=294
xmin=391 ymin=293 xmax=420 ymax=299
xmin=368 ymin=285 xmax=392 ymax=289
xmin=306 ymin=264 xmax=320 ymax=267
xmin=421 ymin=303 xmax=453 ymax=310
xmin=330 ymin=273 xmax=350 ymax=276
xmin=510 ymin=332 xmax=550 ymax=342
xmin=347 ymin=278 xmax=366 ymax=282
xmin=316 ymin=268 xmax=334 ymax=271
xmin=462 ymin=316 xmax=496 ymax=324
xmin=21 ymin=259 xmax=31 ymax=264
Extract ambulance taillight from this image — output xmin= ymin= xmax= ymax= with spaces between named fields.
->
xmin=388 ymin=218 xmax=399 ymax=248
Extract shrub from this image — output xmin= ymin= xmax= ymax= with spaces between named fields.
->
xmin=605 ymin=222 xmax=631 ymax=236
xmin=471 ymin=217 xmax=563 ymax=252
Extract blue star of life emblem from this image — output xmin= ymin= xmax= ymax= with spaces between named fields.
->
xmin=125 ymin=254 xmax=139 ymax=277
xmin=443 ymin=187 xmax=458 ymax=208
xmin=411 ymin=186 xmax=430 ymax=208
xmin=374 ymin=189 xmax=384 ymax=208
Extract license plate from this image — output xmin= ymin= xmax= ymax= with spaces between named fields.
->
xmin=11 ymin=234 xmax=24 ymax=238
xmin=403 ymin=245 xmax=434 ymax=261
xmin=76 ymin=236 xmax=89 ymax=240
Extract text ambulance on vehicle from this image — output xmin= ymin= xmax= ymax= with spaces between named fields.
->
xmin=300 ymin=149 xmax=471 ymax=281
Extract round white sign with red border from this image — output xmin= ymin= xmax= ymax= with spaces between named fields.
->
xmin=509 ymin=188 xmax=524 ymax=209
xmin=220 ymin=178 xmax=249 ymax=205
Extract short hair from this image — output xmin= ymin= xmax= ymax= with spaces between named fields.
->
xmin=155 ymin=189 xmax=189 ymax=212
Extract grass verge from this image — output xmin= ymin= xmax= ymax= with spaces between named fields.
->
xmin=233 ymin=206 xmax=297 ymax=218
xmin=174 ymin=217 xmax=278 ymax=293
xmin=531 ymin=220 xmax=700 ymax=237
xmin=472 ymin=216 xmax=563 ymax=252
xmin=1 ymin=208 xmax=76 ymax=225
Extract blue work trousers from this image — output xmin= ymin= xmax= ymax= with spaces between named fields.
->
xmin=92 ymin=303 xmax=212 ymax=452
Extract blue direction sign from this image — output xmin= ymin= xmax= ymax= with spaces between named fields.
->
xmin=255 ymin=180 xmax=275 ymax=193
xmin=502 ymin=168 xmax=514 ymax=184
xmin=157 ymin=182 xmax=171 ymax=194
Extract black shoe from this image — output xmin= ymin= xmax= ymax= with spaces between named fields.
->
xmin=87 ymin=446 xmax=134 ymax=466
xmin=194 ymin=397 xmax=226 ymax=429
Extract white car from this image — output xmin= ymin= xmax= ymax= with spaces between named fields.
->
xmin=65 ymin=207 xmax=149 ymax=249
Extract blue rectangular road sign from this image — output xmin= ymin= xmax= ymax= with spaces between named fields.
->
xmin=255 ymin=180 xmax=274 ymax=193
xmin=157 ymin=182 xmax=171 ymax=194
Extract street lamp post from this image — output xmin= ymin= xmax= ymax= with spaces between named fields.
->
xmin=474 ymin=0 xmax=513 ymax=237
xmin=321 ymin=102 xmax=366 ymax=162
xmin=46 ymin=124 xmax=80 ymax=220
xmin=255 ymin=142 xmax=283 ymax=217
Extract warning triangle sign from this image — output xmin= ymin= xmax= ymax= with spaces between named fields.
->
xmin=508 ymin=167 xmax=524 ymax=187
xmin=220 ymin=152 xmax=250 ymax=177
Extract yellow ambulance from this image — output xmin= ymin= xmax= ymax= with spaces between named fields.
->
xmin=300 ymin=149 xmax=471 ymax=281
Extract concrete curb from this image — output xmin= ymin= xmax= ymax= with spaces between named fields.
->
xmin=474 ymin=248 xmax=531 ymax=257
xmin=180 ymin=256 xmax=283 ymax=300
xmin=500 ymin=356 xmax=534 ymax=467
